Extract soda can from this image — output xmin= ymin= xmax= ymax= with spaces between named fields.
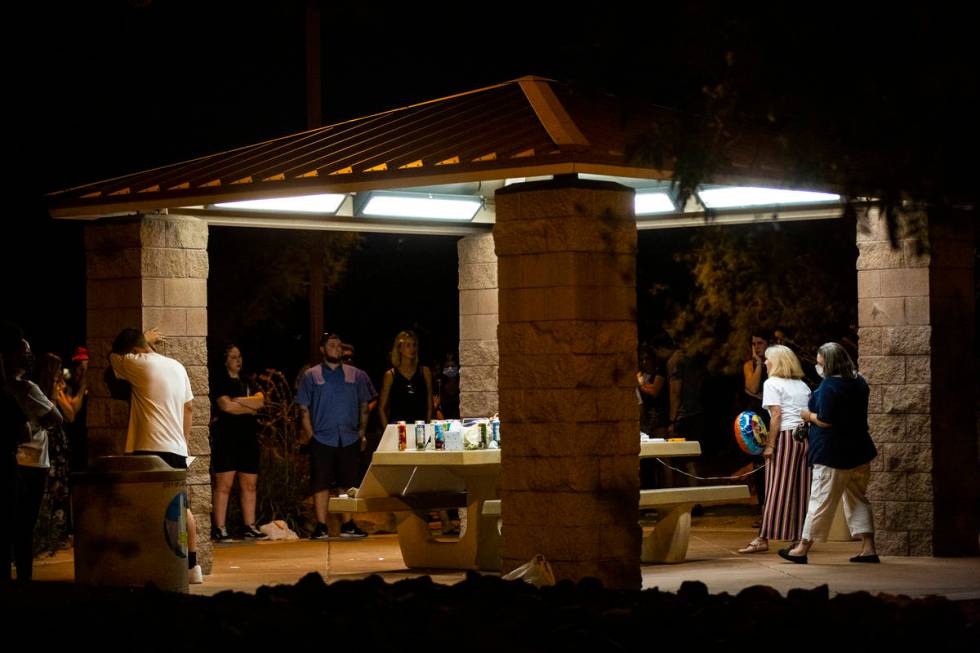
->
xmin=434 ymin=423 xmax=445 ymax=450
xmin=397 ymin=421 xmax=407 ymax=451
xmin=415 ymin=421 xmax=426 ymax=450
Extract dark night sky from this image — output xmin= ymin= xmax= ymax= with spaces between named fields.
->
xmin=4 ymin=2 xmax=971 ymax=378
xmin=6 ymin=0 xmax=722 ymax=370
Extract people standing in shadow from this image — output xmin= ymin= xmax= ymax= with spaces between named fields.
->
xmin=4 ymin=333 xmax=62 ymax=582
xmin=342 ymin=342 xmax=380 ymax=482
xmin=33 ymin=352 xmax=73 ymax=550
xmin=436 ymin=352 xmax=460 ymax=420
xmin=60 ymin=347 xmax=89 ymax=474
xmin=1 ymin=321 xmax=32 ymax=586
xmin=637 ymin=339 xmax=671 ymax=488
xmin=742 ymin=329 xmax=770 ymax=521
xmin=668 ymin=340 xmax=706 ymax=488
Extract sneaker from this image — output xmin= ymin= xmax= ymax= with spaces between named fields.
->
xmin=310 ymin=523 xmax=330 ymax=540
xmin=242 ymin=524 xmax=267 ymax=539
xmin=189 ymin=564 xmax=204 ymax=584
xmin=213 ymin=526 xmax=233 ymax=543
xmin=340 ymin=520 xmax=368 ymax=538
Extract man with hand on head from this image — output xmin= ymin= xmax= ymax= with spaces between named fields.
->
xmin=109 ymin=327 xmax=203 ymax=584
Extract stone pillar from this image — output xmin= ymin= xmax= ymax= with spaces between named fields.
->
xmin=858 ymin=209 xmax=977 ymax=556
xmin=84 ymin=213 xmax=213 ymax=570
xmin=495 ymin=176 xmax=640 ymax=589
xmin=458 ymin=233 xmax=498 ymax=418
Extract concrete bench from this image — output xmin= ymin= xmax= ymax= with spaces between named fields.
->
xmin=327 ymin=492 xmax=468 ymax=514
xmin=640 ymin=485 xmax=750 ymax=563
xmin=480 ymin=484 xmax=750 ymax=565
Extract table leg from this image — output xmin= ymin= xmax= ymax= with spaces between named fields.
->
xmin=641 ymin=503 xmax=692 ymax=563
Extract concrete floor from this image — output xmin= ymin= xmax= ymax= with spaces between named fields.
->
xmin=32 ymin=523 xmax=980 ymax=601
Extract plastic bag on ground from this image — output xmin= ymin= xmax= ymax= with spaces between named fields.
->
xmin=259 ymin=520 xmax=299 ymax=540
xmin=501 ymin=554 xmax=556 ymax=587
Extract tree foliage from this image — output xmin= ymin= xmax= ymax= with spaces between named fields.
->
xmin=657 ymin=7 xmax=979 ymax=238
xmin=657 ymin=220 xmax=857 ymax=374
xmin=208 ymin=228 xmax=360 ymax=350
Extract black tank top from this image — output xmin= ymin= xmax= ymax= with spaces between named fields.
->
xmin=387 ymin=366 xmax=428 ymax=423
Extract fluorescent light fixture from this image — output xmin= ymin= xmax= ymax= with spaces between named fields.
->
xmin=213 ymin=193 xmax=346 ymax=214
xmin=634 ymin=191 xmax=676 ymax=215
xmin=356 ymin=191 xmax=482 ymax=221
xmin=697 ymin=187 xmax=840 ymax=209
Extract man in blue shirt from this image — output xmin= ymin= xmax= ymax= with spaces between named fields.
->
xmin=296 ymin=332 xmax=376 ymax=539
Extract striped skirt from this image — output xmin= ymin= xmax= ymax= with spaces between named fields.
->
xmin=760 ymin=429 xmax=811 ymax=541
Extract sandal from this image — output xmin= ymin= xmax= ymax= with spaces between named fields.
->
xmin=738 ymin=538 xmax=769 ymax=554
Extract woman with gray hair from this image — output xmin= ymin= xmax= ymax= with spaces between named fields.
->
xmin=779 ymin=342 xmax=879 ymax=564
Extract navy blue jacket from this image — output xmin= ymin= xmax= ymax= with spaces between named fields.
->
xmin=807 ymin=375 xmax=877 ymax=469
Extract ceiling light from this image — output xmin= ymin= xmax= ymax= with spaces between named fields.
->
xmin=213 ymin=193 xmax=346 ymax=214
xmin=355 ymin=191 xmax=483 ymax=221
xmin=697 ymin=187 xmax=840 ymax=209
xmin=634 ymin=191 xmax=676 ymax=215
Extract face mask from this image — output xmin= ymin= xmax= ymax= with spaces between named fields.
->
xmin=815 ymin=364 xmax=825 ymax=378
xmin=443 ymin=366 xmax=458 ymax=378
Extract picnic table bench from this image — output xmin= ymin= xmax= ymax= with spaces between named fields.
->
xmin=328 ymin=425 xmax=501 ymax=571
xmin=334 ymin=429 xmax=748 ymax=570
xmin=482 ymin=440 xmax=750 ymax=564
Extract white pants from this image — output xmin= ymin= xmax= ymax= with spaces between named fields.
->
xmin=801 ymin=463 xmax=874 ymax=542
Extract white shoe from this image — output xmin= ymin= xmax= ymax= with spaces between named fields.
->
xmin=189 ymin=564 xmax=204 ymax=584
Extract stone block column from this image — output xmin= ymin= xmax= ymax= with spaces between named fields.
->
xmin=458 ymin=233 xmax=498 ymax=417
xmin=858 ymin=209 xmax=977 ymax=556
xmin=495 ymin=176 xmax=640 ymax=589
xmin=84 ymin=213 xmax=213 ymax=570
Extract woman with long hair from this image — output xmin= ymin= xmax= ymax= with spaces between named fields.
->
xmin=210 ymin=344 xmax=266 ymax=541
xmin=379 ymin=331 xmax=432 ymax=428
xmin=738 ymin=345 xmax=811 ymax=554
xmin=779 ymin=342 xmax=879 ymax=564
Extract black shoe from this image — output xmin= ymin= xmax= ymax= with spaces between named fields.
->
xmin=310 ymin=523 xmax=329 ymax=540
xmin=242 ymin=524 xmax=267 ymax=539
xmin=213 ymin=527 xmax=233 ymax=543
xmin=778 ymin=547 xmax=808 ymax=564
xmin=340 ymin=521 xmax=367 ymax=538
xmin=849 ymin=553 xmax=880 ymax=563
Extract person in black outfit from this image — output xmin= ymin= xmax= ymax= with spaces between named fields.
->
xmin=742 ymin=329 xmax=770 ymax=514
xmin=379 ymin=331 xmax=432 ymax=428
xmin=210 ymin=344 xmax=266 ymax=541
xmin=1 ymin=321 xmax=31 ymax=586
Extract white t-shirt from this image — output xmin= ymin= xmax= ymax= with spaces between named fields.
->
xmin=110 ymin=351 xmax=193 ymax=457
xmin=762 ymin=376 xmax=811 ymax=432
xmin=11 ymin=379 xmax=55 ymax=468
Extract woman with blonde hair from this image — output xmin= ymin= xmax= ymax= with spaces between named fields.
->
xmin=379 ymin=331 xmax=432 ymax=428
xmin=738 ymin=344 xmax=812 ymax=554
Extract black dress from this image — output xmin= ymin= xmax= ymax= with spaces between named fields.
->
xmin=387 ymin=366 xmax=428 ymax=423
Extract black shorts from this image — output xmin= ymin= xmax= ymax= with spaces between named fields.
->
xmin=211 ymin=431 xmax=260 ymax=474
xmin=131 ymin=450 xmax=187 ymax=470
xmin=309 ymin=440 xmax=360 ymax=492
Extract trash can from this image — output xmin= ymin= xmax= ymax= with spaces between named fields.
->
xmin=72 ymin=455 xmax=189 ymax=592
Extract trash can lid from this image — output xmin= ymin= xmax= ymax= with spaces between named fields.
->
xmin=91 ymin=455 xmax=177 ymax=473
xmin=73 ymin=455 xmax=187 ymax=483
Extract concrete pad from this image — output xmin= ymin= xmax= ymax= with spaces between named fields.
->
xmin=30 ymin=528 xmax=980 ymax=601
